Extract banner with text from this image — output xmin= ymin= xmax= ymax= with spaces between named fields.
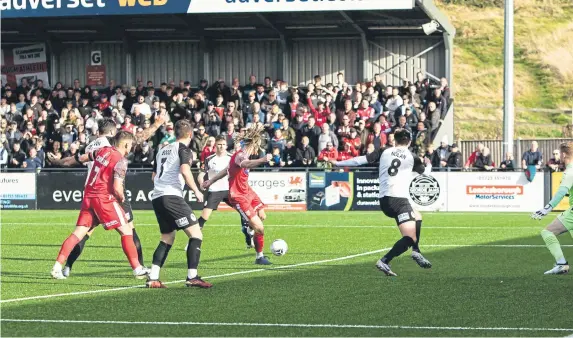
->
xmin=1 ymin=44 xmax=49 ymax=88
xmin=245 ymin=172 xmax=307 ymax=211
xmin=447 ymin=172 xmax=544 ymax=212
xmin=0 ymin=172 xmax=36 ymax=210
xmin=551 ymin=172 xmax=569 ymax=212
xmin=351 ymin=171 xmax=447 ymax=212
xmin=1 ymin=0 xmax=413 ymax=18
xmin=307 ymin=172 xmax=353 ymax=211
xmin=86 ymin=65 xmax=106 ymax=86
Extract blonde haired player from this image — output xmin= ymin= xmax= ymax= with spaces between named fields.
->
xmin=532 ymin=141 xmax=573 ymax=274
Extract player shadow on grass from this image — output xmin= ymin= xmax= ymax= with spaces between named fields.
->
xmin=3 ymin=234 xmax=573 ymax=337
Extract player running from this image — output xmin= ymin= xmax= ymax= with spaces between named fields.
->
xmin=184 ymin=135 xmax=254 ymax=251
xmin=51 ymin=131 xmax=148 ymax=279
xmin=48 ymin=114 xmax=166 ymax=278
xmin=532 ymin=141 xmax=573 ymax=275
xmin=146 ymin=120 xmax=211 ymax=288
xmin=203 ymin=124 xmax=272 ymax=265
xmin=330 ymin=129 xmax=432 ymax=276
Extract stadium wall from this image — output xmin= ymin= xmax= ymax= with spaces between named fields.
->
xmin=0 ymin=170 xmax=551 ymax=213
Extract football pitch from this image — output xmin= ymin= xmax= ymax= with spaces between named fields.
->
xmin=1 ymin=210 xmax=573 ymax=337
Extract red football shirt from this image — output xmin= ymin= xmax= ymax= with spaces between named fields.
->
xmin=84 ymin=146 xmax=124 ymax=199
xmin=228 ymin=150 xmax=251 ymax=197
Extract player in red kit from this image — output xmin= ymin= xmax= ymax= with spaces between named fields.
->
xmin=203 ymin=124 xmax=273 ymax=265
xmin=51 ymin=131 xmax=148 ymax=279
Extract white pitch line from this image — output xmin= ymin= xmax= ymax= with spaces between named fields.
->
xmin=0 ymin=223 xmax=541 ymax=230
xmin=0 ymin=247 xmax=391 ymax=304
xmin=425 ymin=244 xmax=573 ymax=248
xmin=1 ymin=319 xmax=572 ymax=332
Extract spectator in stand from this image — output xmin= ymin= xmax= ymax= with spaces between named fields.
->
xmin=522 ymin=141 xmax=543 ymax=170
xmin=78 ymin=97 xmax=92 ymax=118
xmin=392 ymin=115 xmax=412 ymax=134
xmin=415 ymin=72 xmax=430 ymax=102
xmin=431 ymin=137 xmax=450 ymax=170
xmin=446 ymin=143 xmax=463 ymax=169
xmin=367 ymin=122 xmax=387 ymax=151
xmin=121 ymin=115 xmax=136 ymax=134
xmin=133 ymin=141 xmax=155 ymax=167
xmin=317 ymin=141 xmax=338 ymax=168
xmin=307 ymin=97 xmax=330 ymax=128
xmin=85 ymin=109 xmax=102 ymax=131
xmin=267 ymin=146 xmax=284 ymax=168
xmin=385 ymin=88 xmax=403 ymax=112
xmin=418 ymin=111 xmax=431 ymax=131
xmin=131 ymin=95 xmax=151 ymax=118
xmin=356 ymin=99 xmax=375 ymax=122
xmin=387 ymin=132 xmax=396 ymax=147
xmin=474 ymin=147 xmax=494 ymax=171
xmin=23 ymin=147 xmax=42 ymax=172
xmin=144 ymin=87 xmax=159 ymax=107
xmin=465 ymin=143 xmax=484 ymax=168
xmin=200 ymin=136 xmax=216 ymax=163
xmin=282 ymin=140 xmax=297 ymax=167
xmin=439 ymin=77 xmax=451 ymax=105
xmin=191 ymin=125 xmax=209 ymax=156
xmin=500 ymin=152 xmax=515 ymax=171
xmin=404 ymin=107 xmax=418 ymax=131
xmin=300 ymin=116 xmax=321 ymax=151
xmin=131 ymin=106 xmax=146 ymax=127
xmin=547 ymin=149 xmax=564 ymax=172
xmin=296 ymin=136 xmax=316 ymax=167
xmin=6 ymin=121 xmax=22 ymax=149
xmin=336 ymin=99 xmax=356 ymax=126
xmin=9 ymin=142 xmax=25 ymax=168
xmin=160 ymin=123 xmax=176 ymax=146
xmin=408 ymin=84 xmax=422 ymax=110
xmin=427 ymin=101 xmax=440 ymax=138
xmin=98 ymin=94 xmax=111 ymax=114
xmin=431 ymin=87 xmax=448 ymax=121
xmin=317 ymin=123 xmax=338 ymax=153
xmin=338 ymin=141 xmax=359 ymax=161
xmin=356 ymin=119 xmax=369 ymax=147
xmin=336 ymin=115 xmax=352 ymax=143
xmin=280 ymin=118 xmax=296 ymax=145
xmin=0 ymin=137 xmax=8 ymax=170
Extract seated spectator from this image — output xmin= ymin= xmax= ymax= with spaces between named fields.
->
xmin=268 ymin=147 xmax=284 ymax=168
xmin=446 ymin=143 xmax=463 ymax=169
xmin=431 ymin=138 xmax=450 ymax=170
xmin=317 ymin=123 xmax=338 ymax=153
xmin=131 ymin=95 xmax=151 ymax=118
xmin=474 ymin=147 xmax=494 ymax=171
xmin=338 ymin=141 xmax=359 ymax=161
xmin=317 ymin=142 xmax=338 ymax=168
xmin=85 ymin=109 xmax=102 ymax=131
xmin=424 ymin=143 xmax=434 ymax=162
xmin=133 ymin=142 xmax=155 ymax=167
xmin=23 ymin=147 xmax=42 ymax=172
xmin=522 ymin=141 xmax=542 ymax=170
xmin=547 ymin=149 xmax=564 ymax=172
xmin=366 ymin=122 xmax=387 ymax=150
xmin=296 ymin=136 xmax=316 ymax=167
xmin=464 ymin=143 xmax=484 ymax=169
xmin=200 ymin=136 xmax=216 ymax=163
xmin=98 ymin=94 xmax=111 ymax=113
xmin=281 ymin=140 xmax=297 ymax=167
xmin=385 ymin=88 xmax=403 ymax=112
xmin=9 ymin=142 xmax=25 ymax=168
xmin=268 ymin=129 xmax=286 ymax=155
xmin=34 ymin=139 xmax=46 ymax=165
xmin=500 ymin=152 xmax=515 ymax=171
xmin=160 ymin=123 xmax=176 ymax=146
xmin=356 ymin=99 xmax=375 ymax=122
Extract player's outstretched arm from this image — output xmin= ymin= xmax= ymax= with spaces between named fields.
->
xmin=413 ymin=156 xmax=432 ymax=175
xmin=201 ymin=166 xmax=228 ymax=189
xmin=47 ymin=152 xmax=90 ymax=167
xmin=239 ymin=153 xmax=272 ymax=169
xmin=331 ymin=147 xmax=385 ymax=167
xmin=113 ymin=158 xmax=128 ymax=203
xmin=533 ymin=168 xmax=573 ymax=220
xmin=134 ymin=110 xmax=167 ymax=144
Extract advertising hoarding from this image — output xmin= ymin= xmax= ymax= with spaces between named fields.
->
xmin=0 ymin=173 xmax=36 ymax=210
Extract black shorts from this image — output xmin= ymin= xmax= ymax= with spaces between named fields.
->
xmin=121 ymin=200 xmax=134 ymax=223
xmin=380 ymin=196 xmax=416 ymax=226
xmin=204 ymin=190 xmax=230 ymax=210
xmin=152 ymin=195 xmax=198 ymax=234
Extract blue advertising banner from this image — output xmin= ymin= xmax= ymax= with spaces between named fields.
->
xmin=306 ymin=171 xmax=353 ymax=211
xmin=1 ymin=0 xmax=413 ymax=18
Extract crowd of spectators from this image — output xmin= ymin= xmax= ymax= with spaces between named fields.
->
xmin=0 ymin=72 xmax=452 ymax=171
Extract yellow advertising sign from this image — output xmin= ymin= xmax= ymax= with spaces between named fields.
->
xmin=552 ymin=172 xmax=570 ymax=211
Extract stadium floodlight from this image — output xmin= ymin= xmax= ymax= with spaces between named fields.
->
xmin=125 ymin=28 xmax=177 ymax=32
xmin=2 ymin=30 xmax=20 ymax=34
xmin=421 ymin=20 xmax=441 ymax=35
xmin=47 ymin=29 xmax=97 ymax=34
xmin=285 ymin=25 xmax=338 ymax=29
xmin=204 ymin=27 xmax=256 ymax=31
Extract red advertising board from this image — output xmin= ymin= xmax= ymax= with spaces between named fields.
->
xmin=86 ymin=65 xmax=106 ymax=86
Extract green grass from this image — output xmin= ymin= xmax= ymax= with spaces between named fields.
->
xmin=2 ymin=210 xmax=573 ymax=336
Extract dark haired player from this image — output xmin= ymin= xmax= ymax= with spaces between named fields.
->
xmin=146 ymin=120 xmax=211 ymax=288
xmin=331 ymin=129 xmax=433 ymax=276
xmin=51 ymin=132 xmax=147 ymax=279
xmin=49 ymin=113 xmax=166 ymax=278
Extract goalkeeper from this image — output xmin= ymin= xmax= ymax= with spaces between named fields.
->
xmin=532 ymin=142 xmax=573 ymax=275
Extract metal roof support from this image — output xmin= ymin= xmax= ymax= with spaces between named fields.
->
xmin=339 ymin=11 xmax=369 ymax=81
xmin=370 ymin=40 xmax=442 ymax=81
xmin=122 ymin=35 xmax=134 ymax=86
xmin=200 ymin=37 xmax=211 ymax=83
xmin=443 ymin=31 xmax=454 ymax=91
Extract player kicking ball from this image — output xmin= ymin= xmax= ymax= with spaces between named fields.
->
xmin=532 ymin=142 xmax=573 ymax=275
xmin=330 ymin=129 xmax=432 ymax=276
xmin=203 ymin=124 xmax=273 ymax=265
xmin=183 ymin=135 xmax=254 ymax=252
xmin=51 ymin=132 xmax=148 ymax=279
xmin=146 ymin=120 xmax=211 ymax=288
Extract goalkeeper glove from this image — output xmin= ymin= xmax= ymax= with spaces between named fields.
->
xmin=531 ymin=204 xmax=553 ymax=220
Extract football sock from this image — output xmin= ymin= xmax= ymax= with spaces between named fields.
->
xmin=241 ymin=219 xmax=252 ymax=243
xmin=541 ymin=230 xmax=567 ymax=265
xmin=56 ymin=234 xmax=81 ymax=265
xmin=198 ymin=217 xmax=206 ymax=229
xmin=412 ymin=220 xmax=422 ymax=253
xmin=150 ymin=241 xmax=172 ymax=280
xmin=120 ymin=235 xmax=140 ymax=270
xmin=66 ymin=235 xmax=89 ymax=268
xmin=132 ymin=229 xmax=144 ymax=266
xmin=254 ymin=233 xmax=264 ymax=255
xmin=382 ymin=236 xmax=415 ymax=264
xmin=187 ymin=237 xmax=202 ymax=276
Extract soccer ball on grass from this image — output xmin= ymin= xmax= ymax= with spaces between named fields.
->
xmin=270 ymin=239 xmax=288 ymax=256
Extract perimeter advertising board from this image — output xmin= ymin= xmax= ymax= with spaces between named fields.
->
xmin=446 ymin=172 xmax=544 ymax=212
xmin=0 ymin=0 xmax=414 ymax=18
xmin=551 ymin=172 xmax=569 ymax=212
xmin=0 ymin=172 xmax=36 ymax=210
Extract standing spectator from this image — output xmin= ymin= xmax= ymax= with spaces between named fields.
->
xmin=405 ymin=107 xmax=418 ymax=130
xmin=439 ymin=77 xmax=451 ymax=105
xmin=296 ymin=136 xmax=316 ymax=167
xmin=446 ymin=143 xmax=463 ymax=169
xmin=408 ymin=84 xmax=422 ymax=109
xmin=366 ymin=122 xmax=387 ymax=151
xmin=281 ymin=140 xmax=297 ymax=167
xmin=392 ymin=115 xmax=412 ymax=134
xmin=356 ymin=99 xmax=375 ymax=122
xmin=280 ymin=118 xmax=296 ymax=145
xmin=200 ymin=136 xmax=216 ymax=163
xmin=268 ymin=129 xmax=286 ymax=155
xmin=474 ymin=147 xmax=494 ymax=171
xmin=432 ymin=88 xmax=448 ymax=121
xmin=307 ymin=97 xmax=330 ymax=128
xmin=385 ymin=88 xmax=403 ymax=112
xmin=133 ymin=142 xmax=155 ymax=167
xmin=6 ymin=121 xmax=22 ymax=149
xmin=160 ymin=123 xmax=176 ymax=145
xmin=23 ymin=147 xmax=42 ymax=172
xmin=338 ymin=141 xmax=359 ymax=161
xmin=144 ymin=87 xmax=159 ymax=107
xmin=131 ymin=95 xmax=151 ymax=118
xmin=317 ymin=123 xmax=338 ymax=153
xmin=205 ymin=110 xmax=222 ymax=137
xmin=0 ymin=137 xmax=8 ymax=170
xmin=500 ymin=152 xmax=515 ymax=171
xmin=432 ymin=138 xmax=451 ymax=170
xmin=336 ymin=115 xmax=352 ymax=142
xmin=547 ymin=149 xmax=564 ymax=172
xmin=300 ymin=116 xmax=321 ymax=151
xmin=317 ymin=142 xmax=338 ymax=168
xmin=426 ymin=101 xmax=440 ymax=138
xmin=465 ymin=143 xmax=484 ymax=168
xmin=110 ymin=86 xmax=125 ymax=107
xmin=191 ymin=125 xmax=209 ymax=156
xmin=414 ymin=72 xmax=430 ymax=102
xmin=522 ymin=141 xmax=543 ymax=170
xmin=224 ymin=122 xmax=236 ymax=151
xmin=9 ymin=142 xmax=26 ymax=168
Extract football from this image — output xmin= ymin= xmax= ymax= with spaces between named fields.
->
xmin=270 ymin=239 xmax=288 ymax=256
